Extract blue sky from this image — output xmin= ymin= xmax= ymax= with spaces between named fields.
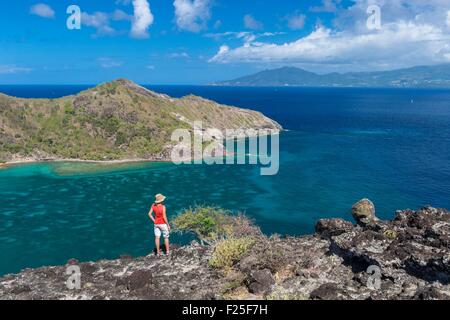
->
xmin=1 ymin=0 xmax=450 ymax=84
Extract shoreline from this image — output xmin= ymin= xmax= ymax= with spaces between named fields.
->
xmin=0 ymin=157 xmax=171 ymax=168
xmin=0 ymin=133 xmax=281 ymax=169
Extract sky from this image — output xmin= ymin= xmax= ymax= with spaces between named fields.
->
xmin=1 ymin=0 xmax=450 ymax=84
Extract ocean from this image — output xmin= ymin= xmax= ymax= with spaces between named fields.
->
xmin=1 ymin=85 xmax=450 ymax=276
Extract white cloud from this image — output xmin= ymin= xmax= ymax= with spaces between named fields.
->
xmin=30 ymin=3 xmax=55 ymax=19
xmin=210 ymin=1 xmax=450 ymax=72
xmin=210 ymin=22 xmax=450 ymax=71
xmin=205 ymin=31 xmax=284 ymax=44
xmin=173 ymin=0 xmax=211 ymax=32
xmin=112 ymin=9 xmax=133 ymax=21
xmin=244 ymin=14 xmax=263 ymax=30
xmin=286 ymin=13 xmax=306 ymax=30
xmin=82 ymin=12 xmax=116 ymax=36
xmin=98 ymin=57 xmax=123 ymax=69
xmin=82 ymin=2 xmax=152 ymax=39
xmin=447 ymin=11 xmax=450 ymax=28
xmin=169 ymin=52 xmax=190 ymax=59
xmin=0 ymin=65 xmax=33 ymax=74
xmin=130 ymin=0 xmax=154 ymax=39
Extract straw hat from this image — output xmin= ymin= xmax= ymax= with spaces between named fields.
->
xmin=154 ymin=194 xmax=166 ymax=204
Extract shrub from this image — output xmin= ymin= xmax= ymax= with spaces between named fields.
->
xmin=172 ymin=206 xmax=261 ymax=244
xmin=209 ymin=237 xmax=256 ymax=270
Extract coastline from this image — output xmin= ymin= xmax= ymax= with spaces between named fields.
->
xmin=0 ymin=129 xmax=282 ymax=169
xmin=0 ymin=157 xmax=171 ymax=169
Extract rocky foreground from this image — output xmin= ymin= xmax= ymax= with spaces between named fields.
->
xmin=0 ymin=202 xmax=449 ymax=300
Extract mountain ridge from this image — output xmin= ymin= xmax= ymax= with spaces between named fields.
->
xmin=213 ymin=64 xmax=450 ymax=88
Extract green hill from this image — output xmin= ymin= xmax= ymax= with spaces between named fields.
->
xmin=0 ymin=79 xmax=281 ymax=163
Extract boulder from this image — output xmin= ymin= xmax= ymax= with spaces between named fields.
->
xmin=248 ymin=269 xmax=275 ymax=295
xmin=352 ymin=198 xmax=377 ymax=225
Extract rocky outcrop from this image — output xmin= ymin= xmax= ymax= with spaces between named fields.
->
xmin=351 ymin=198 xmax=378 ymax=226
xmin=0 ymin=202 xmax=449 ymax=300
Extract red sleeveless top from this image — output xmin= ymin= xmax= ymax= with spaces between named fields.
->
xmin=152 ymin=204 xmax=166 ymax=225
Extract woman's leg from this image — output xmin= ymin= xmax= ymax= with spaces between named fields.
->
xmin=155 ymin=236 xmax=161 ymax=254
xmin=164 ymin=238 xmax=170 ymax=254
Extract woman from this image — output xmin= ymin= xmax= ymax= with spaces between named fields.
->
xmin=148 ymin=194 xmax=170 ymax=256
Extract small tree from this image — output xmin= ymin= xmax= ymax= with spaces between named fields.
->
xmin=172 ymin=206 xmax=261 ymax=245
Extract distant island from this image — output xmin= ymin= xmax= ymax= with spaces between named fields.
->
xmin=0 ymin=79 xmax=281 ymax=164
xmin=212 ymin=64 xmax=450 ymax=88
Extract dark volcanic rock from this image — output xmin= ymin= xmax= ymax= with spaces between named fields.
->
xmin=0 ymin=205 xmax=449 ymax=300
xmin=248 ymin=269 xmax=275 ymax=294
xmin=316 ymin=218 xmax=354 ymax=239
xmin=0 ymin=244 xmax=225 ymax=300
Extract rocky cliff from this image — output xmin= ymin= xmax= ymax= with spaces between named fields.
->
xmin=0 ymin=203 xmax=449 ymax=300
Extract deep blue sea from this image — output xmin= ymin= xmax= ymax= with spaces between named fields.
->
xmin=1 ymin=85 xmax=450 ymax=276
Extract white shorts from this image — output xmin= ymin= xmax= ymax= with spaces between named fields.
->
xmin=154 ymin=224 xmax=170 ymax=238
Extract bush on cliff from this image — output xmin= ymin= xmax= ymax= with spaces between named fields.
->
xmin=209 ymin=237 xmax=256 ymax=270
xmin=172 ymin=206 xmax=261 ymax=244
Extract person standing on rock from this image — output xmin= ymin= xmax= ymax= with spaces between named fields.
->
xmin=148 ymin=194 xmax=170 ymax=256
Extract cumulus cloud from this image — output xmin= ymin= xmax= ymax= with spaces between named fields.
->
xmin=130 ymin=0 xmax=154 ymax=38
xmin=210 ymin=0 xmax=450 ymax=72
xmin=112 ymin=9 xmax=133 ymax=21
xmin=210 ymin=23 xmax=450 ymax=70
xmin=30 ymin=3 xmax=55 ymax=19
xmin=173 ymin=0 xmax=211 ymax=32
xmin=82 ymin=12 xmax=117 ymax=36
xmin=82 ymin=2 xmax=153 ymax=39
xmin=244 ymin=14 xmax=263 ymax=30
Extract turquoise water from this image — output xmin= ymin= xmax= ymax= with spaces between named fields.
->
xmin=1 ymin=86 xmax=450 ymax=276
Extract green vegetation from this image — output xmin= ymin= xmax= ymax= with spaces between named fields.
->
xmin=173 ymin=206 xmax=234 ymax=243
xmin=173 ymin=205 xmax=261 ymax=274
xmin=0 ymin=79 xmax=280 ymax=162
xmin=383 ymin=229 xmax=397 ymax=239
xmin=172 ymin=206 xmax=261 ymax=244
xmin=209 ymin=237 xmax=256 ymax=270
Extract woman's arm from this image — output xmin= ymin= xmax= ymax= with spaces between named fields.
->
xmin=148 ymin=206 xmax=155 ymax=223
xmin=163 ymin=206 xmax=170 ymax=230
